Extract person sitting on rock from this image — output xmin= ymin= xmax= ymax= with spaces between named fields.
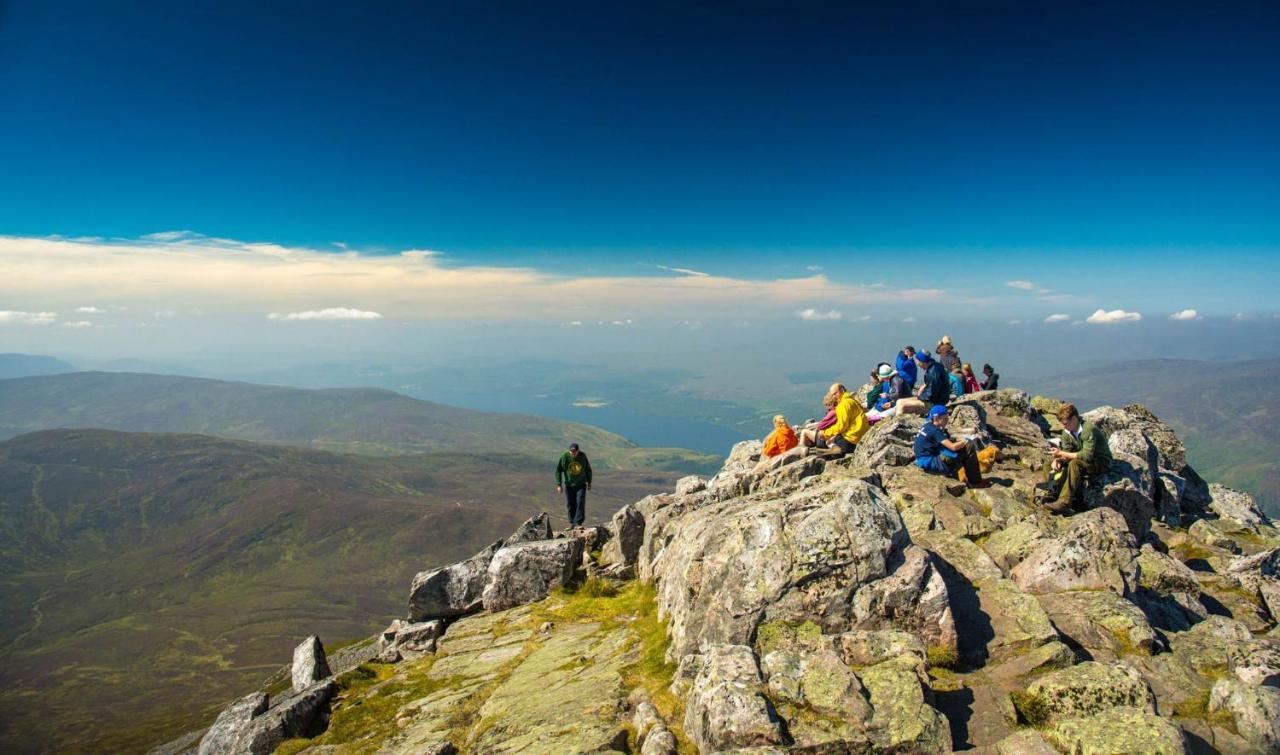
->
xmin=962 ymin=363 xmax=982 ymax=394
xmin=915 ymin=350 xmax=951 ymax=408
xmin=867 ymin=364 xmax=909 ymax=422
xmin=895 ymin=346 xmax=918 ymax=392
xmin=815 ymin=382 xmax=869 ymax=455
xmin=865 ymin=366 xmax=886 ymax=410
xmin=1040 ymin=403 xmax=1112 ymax=514
xmin=753 ymin=415 xmax=799 ymax=472
xmin=914 ymin=405 xmax=991 ymax=488
xmin=980 ymin=363 xmax=999 ymax=391
xmin=948 ymin=366 xmax=966 ymax=399
xmin=799 ymin=388 xmax=840 ymax=447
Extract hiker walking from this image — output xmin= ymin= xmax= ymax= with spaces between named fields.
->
xmin=556 ymin=443 xmax=593 ymax=526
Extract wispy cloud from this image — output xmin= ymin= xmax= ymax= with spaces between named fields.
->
xmin=656 ymin=264 xmax=710 ymax=277
xmin=75 ymin=305 xmax=105 ymax=313
xmin=63 ymin=320 xmax=93 ymax=328
xmin=0 ymin=310 xmax=57 ymax=324
xmin=1169 ymin=309 xmax=1201 ymax=321
xmin=0 ymin=233 xmax=949 ymax=322
xmin=902 ymin=316 xmax=917 ymax=323
xmin=1005 ymin=280 xmax=1037 ymax=291
xmin=1044 ymin=314 xmax=1071 ymax=323
xmin=1086 ymin=308 xmax=1142 ymax=324
xmin=797 ymin=308 xmax=843 ymax=321
xmin=268 ymin=307 xmax=384 ymax=321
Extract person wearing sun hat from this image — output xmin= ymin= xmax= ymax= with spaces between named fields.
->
xmin=867 ymin=363 xmax=912 ymax=421
xmin=914 ymin=405 xmax=990 ymax=488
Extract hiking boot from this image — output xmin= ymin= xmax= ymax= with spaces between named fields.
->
xmin=967 ymin=480 xmax=993 ymax=489
xmin=1040 ymin=496 xmax=1072 ymax=515
xmin=1034 ymin=480 xmax=1058 ymax=493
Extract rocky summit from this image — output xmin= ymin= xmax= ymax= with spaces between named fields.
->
xmin=164 ymin=388 xmax=1280 ymax=755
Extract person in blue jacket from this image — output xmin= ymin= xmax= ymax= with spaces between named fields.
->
xmin=914 ymin=405 xmax=990 ymax=488
xmin=915 ymin=350 xmax=951 ymax=407
xmin=895 ymin=346 xmax=918 ymax=392
xmin=948 ymin=367 xmax=965 ymax=399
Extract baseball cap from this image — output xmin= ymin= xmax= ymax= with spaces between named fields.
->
xmin=928 ymin=405 xmax=948 ymax=419
xmin=569 ymin=443 xmax=579 ymax=451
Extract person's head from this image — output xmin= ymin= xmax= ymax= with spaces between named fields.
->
xmin=939 ymin=335 xmax=952 ymax=347
xmin=877 ymin=364 xmax=895 ymax=381
xmin=928 ymin=405 xmax=949 ymax=427
xmin=903 ymin=345 xmax=915 ymax=358
xmin=773 ymin=414 xmax=788 ymax=429
xmin=824 ymin=382 xmax=847 ymax=406
xmin=982 ymin=363 xmax=993 ymax=376
xmin=915 ymin=350 xmax=933 ymax=365
xmin=1057 ymin=404 xmax=1081 ymax=432
xmin=951 ymin=366 xmax=963 ymax=376
xmin=568 ymin=442 xmax=580 ymax=457
xmin=962 ymin=363 xmax=974 ymax=376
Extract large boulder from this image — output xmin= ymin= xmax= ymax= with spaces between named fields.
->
xmin=503 ymin=512 xmax=552 ymax=545
xmin=198 ymin=682 xmax=337 ymax=755
xmin=481 ymin=538 xmax=583 ymax=611
xmin=851 ymin=545 xmax=957 ymax=652
xmin=851 ymin=414 xmax=922 ymax=472
xmin=1022 ymin=661 xmax=1156 ymax=721
xmin=649 ymin=479 xmax=909 ymax=657
xmin=1208 ymin=483 xmax=1272 ymax=531
xmin=290 ymin=636 xmax=331 ymax=693
xmin=860 ymin=658 xmax=952 ymax=752
xmin=1083 ymin=404 xmax=1187 ymax=472
xmin=408 ymin=541 xmax=501 ymax=621
xmin=1037 ymin=590 xmax=1157 ymax=660
xmin=1135 ymin=545 xmax=1206 ymax=631
xmin=1042 ymin=707 xmax=1186 ymax=755
xmin=198 ymin=692 xmax=268 ymax=755
xmin=1209 ymin=678 xmax=1280 ymax=753
xmin=599 ymin=502 xmax=645 ymax=572
xmin=1011 ymin=508 xmax=1139 ymax=596
xmin=682 ymin=644 xmax=785 ymax=752
xmin=1084 ymin=451 xmax=1158 ymax=538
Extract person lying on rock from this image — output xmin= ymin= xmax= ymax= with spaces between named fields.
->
xmin=814 ymin=382 xmax=868 ymax=455
xmin=1039 ymin=403 xmax=1111 ymax=514
xmin=753 ymin=415 xmax=799 ymax=472
xmin=914 ymin=405 xmax=992 ymax=488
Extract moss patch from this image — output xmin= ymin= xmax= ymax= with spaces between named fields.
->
xmin=926 ymin=644 xmax=959 ymax=670
xmin=755 ymin=619 xmax=823 ymax=656
xmin=1009 ymin=690 xmax=1051 ymax=727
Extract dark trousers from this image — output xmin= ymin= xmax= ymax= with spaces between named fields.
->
xmin=1056 ymin=458 xmax=1109 ymax=510
xmin=942 ymin=442 xmax=983 ymax=484
xmin=564 ymin=484 xmax=587 ymax=526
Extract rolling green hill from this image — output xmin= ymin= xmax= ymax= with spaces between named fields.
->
xmin=1031 ymin=357 xmax=1279 ymax=517
xmin=0 ymin=372 xmax=718 ymax=474
xmin=0 ymin=353 xmax=76 ymax=380
xmin=0 ymin=429 xmax=679 ymax=754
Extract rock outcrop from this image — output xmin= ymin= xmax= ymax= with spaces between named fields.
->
xmin=177 ymin=387 xmax=1280 ymax=755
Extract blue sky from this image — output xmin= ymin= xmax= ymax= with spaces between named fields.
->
xmin=1 ymin=0 xmax=1278 ymax=328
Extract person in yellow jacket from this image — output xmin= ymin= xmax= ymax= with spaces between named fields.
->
xmin=817 ymin=383 xmax=869 ymax=455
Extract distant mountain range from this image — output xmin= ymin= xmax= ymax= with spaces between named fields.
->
xmin=0 ymin=353 xmax=76 ymax=380
xmin=0 ymin=429 xmax=678 ymax=753
xmin=1031 ymin=357 xmax=1279 ymax=517
xmin=0 ymin=371 xmax=718 ymax=474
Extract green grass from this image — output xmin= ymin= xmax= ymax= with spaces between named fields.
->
xmin=1009 ymin=690 xmax=1051 ymax=727
xmin=926 ymin=644 xmax=959 ymax=670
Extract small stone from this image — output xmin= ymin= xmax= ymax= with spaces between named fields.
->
xmin=291 ymin=635 xmax=332 ymax=693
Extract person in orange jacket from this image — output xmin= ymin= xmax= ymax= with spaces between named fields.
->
xmin=754 ymin=415 xmax=798 ymax=472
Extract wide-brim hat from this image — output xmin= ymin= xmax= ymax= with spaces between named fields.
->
xmin=877 ymin=365 xmax=896 ymax=379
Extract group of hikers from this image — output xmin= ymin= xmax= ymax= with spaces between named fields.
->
xmin=756 ymin=334 xmax=1103 ymax=514
xmin=557 ymin=334 xmax=1107 ymax=526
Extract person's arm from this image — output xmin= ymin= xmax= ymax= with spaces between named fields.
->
xmin=584 ymin=454 xmax=592 ymax=486
xmin=941 ymin=436 xmax=967 ymax=452
xmin=824 ymin=399 xmax=852 ymax=437
xmin=555 ymin=455 xmax=565 ymax=488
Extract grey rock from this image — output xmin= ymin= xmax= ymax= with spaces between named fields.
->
xmin=291 ymin=636 xmax=331 ymax=693
xmin=639 ymin=725 xmax=678 ymax=755
xmin=675 ymin=474 xmax=707 ymax=495
xmin=632 ymin=700 xmax=663 ymax=746
xmin=394 ymin=619 xmax=446 ymax=654
xmin=683 ymin=644 xmax=785 ymax=752
xmin=1209 ymin=483 xmax=1272 ymax=531
xmin=852 ymin=545 xmax=957 ymax=652
xmin=241 ymin=680 xmax=337 ymax=755
xmin=599 ymin=502 xmax=644 ymax=569
xmin=504 ymin=512 xmax=552 ymax=545
xmin=1083 ymin=403 xmax=1187 ymax=471
xmin=1209 ymin=678 xmax=1280 ymax=753
xmin=480 ymin=538 xmax=583 ymax=611
xmin=408 ymin=540 xmax=500 ymax=621
xmin=197 ymin=692 xmax=268 ymax=755
xmin=1042 ymin=707 xmax=1186 ymax=755
xmin=850 ymin=414 xmax=922 ymax=473
xmin=1084 ymin=450 xmax=1157 ymax=538
xmin=1011 ymin=507 xmax=1139 ymax=596
xmin=1187 ymin=518 xmax=1240 ymax=553
xmin=1024 ymin=661 xmax=1156 ymax=721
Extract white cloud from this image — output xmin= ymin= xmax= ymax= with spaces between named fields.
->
xmin=63 ymin=320 xmax=93 ymax=328
xmin=153 ymin=309 xmax=177 ymax=318
xmin=75 ymin=305 xmax=105 ymax=313
xmin=805 ymin=265 xmax=823 ymax=273
xmin=1169 ymin=309 xmax=1201 ymax=321
xmin=565 ymin=320 xmax=583 ymax=326
xmin=797 ymin=308 xmax=843 ymax=321
xmin=0 ymin=310 xmax=57 ymax=324
xmin=852 ymin=314 xmax=872 ymax=322
xmin=268 ymin=307 xmax=384 ymax=321
xmin=656 ymin=265 xmax=710 ymax=277
xmin=0 ymin=232 xmax=949 ymax=322
xmin=1086 ymin=308 xmax=1142 ymax=324
xmin=1044 ymin=314 xmax=1071 ymax=323
xmin=1233 ymin=312 xmax=1257 ymax=322
xmin=1005 ymin=280 xmax=1037 ymax=291
xmin=902 ymin=316 xmax=917 ymax=323
xmin=1007 ymin=319 xmax=1024 ymax=325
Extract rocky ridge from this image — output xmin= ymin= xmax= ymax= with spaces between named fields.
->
xmin=167 ymin=388 xmax=1280 ymax=755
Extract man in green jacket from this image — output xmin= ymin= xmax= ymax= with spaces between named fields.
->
xmin=1042 ymin=403 xmax=1112 ymax=514
xmin=556 ymin=443 xmax=593 ymax=526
